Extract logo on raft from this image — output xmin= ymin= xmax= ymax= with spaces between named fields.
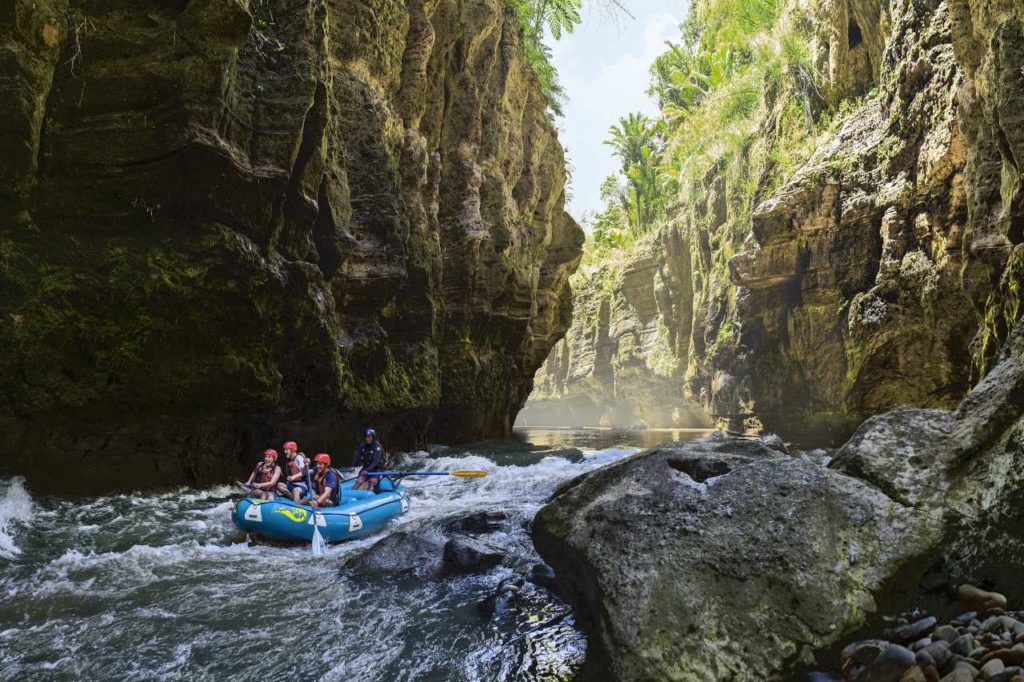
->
xmin=274 ymin=507 xmax=309 ymax=523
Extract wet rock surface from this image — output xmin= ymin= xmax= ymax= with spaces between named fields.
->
xmin=349 ymin=509 xmax=515 ymax=579
xmin=534 ymin=319 xmax=1024 ymax=680
xmin=0 ymin=0 xmax=582 ymax=492
xmin=825 ymin=596 xmax=1024 ymax=682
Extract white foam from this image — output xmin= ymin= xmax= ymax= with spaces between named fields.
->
xmin=0 ymin=477 xmax=34 ymax=559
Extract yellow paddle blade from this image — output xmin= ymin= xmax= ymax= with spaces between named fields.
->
xmin=449 ymin=470 xmax=488 ymax=478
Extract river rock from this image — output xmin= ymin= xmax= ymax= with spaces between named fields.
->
xmin=442 ymin=536 xmax=505 ymax=575
xmin=982 ymin=659 xmax=1007 ymax=680
xmin=934 ymin=626 xmax=960 ymax=644
xmin=951 ymin=634 xmax=975 ymax=657
xmin=524 ymin=563 xmax=558 ymax=591
xmin=886 ymin=618 xmax=939 ymax=644
xmin=920 ymin=642 xmax=952 ymax=671
xmin=348 ymin=531 xmax=446 ymax=577
xmin=861 ymin=645 xmax=916 ymax=682
xmin=444 ymin=511 xmax=508 ymax=536
xmin=760 ymin=433 xmax=790 ymax=455
xmin=843 ymin=640 xmax=892 ymax=679
xmin=533 ymin=436 xmax=940 ymax=680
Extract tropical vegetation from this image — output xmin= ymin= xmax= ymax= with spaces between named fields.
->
xmin=513 ymin=0 xmax=632 ymax=115
xmin=585 ymin=0 xmax=829 ymax=262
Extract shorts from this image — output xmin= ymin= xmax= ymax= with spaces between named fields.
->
xmin=286 ymin=482 xmax=308 ymax=495
xmin=356 ymin=474 xmax=380 ymax=488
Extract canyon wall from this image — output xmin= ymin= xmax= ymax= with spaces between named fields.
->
xmin=0 ymin=0 xmax=582 ymax=491
xmin=529 ymin=0 xmax=1024 ymax=444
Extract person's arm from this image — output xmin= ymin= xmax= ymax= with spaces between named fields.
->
xmin=269 ymin=465 xmax=282 ymax=487
xmin=244 ymin=469 xmax=256 ymax=486
xmin=352 ymin=446 xmax=362 ymax=469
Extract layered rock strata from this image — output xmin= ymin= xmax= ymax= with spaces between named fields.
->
xmin=731 ymin=0 xmax=1020 ymax=442
xmin=522 ymin=229 xmax=712 ymax=428
xmin=533 ymin=318 xmax=1024 ymax=681
xmin=530 ymin=0 xmax=1024 ymax=444
xmin=0 ymin=0 xmax=582 ymax=491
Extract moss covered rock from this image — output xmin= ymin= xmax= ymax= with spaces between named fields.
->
xmin=0 ymin=0 xmax=582 ymax=491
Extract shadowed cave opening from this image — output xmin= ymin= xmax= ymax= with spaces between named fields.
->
xmin=668 ymin=457 xmax=732 ymax=483
xmin=848 ymin=19 xmax=864 ymax=48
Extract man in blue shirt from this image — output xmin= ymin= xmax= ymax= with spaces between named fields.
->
xmin=352 ymin=428 xmax=385 ymax=491
xmin=308 ymin=453 xmax=339 ymax=507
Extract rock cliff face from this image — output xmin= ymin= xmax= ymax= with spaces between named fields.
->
xmin=0 ymin=0 xmax=582 ymax=491
xmin=521 ymin=228 xmax=712 ymax=428
xmin=533 ymin=317 xmax=1024 ymax=681
xmin=529 ymin=0 xmax=1024 ymax=444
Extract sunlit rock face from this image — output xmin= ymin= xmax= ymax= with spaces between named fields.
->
xmin=731 ymin=0 xmax=1024 ymax=443
xmin=531 ymin=0 xmax=1023 ymax=445
xmin=0 ymin=0 xmax=582 ymax=491
xmin=522 ymin=227 xmax=713 ymax=429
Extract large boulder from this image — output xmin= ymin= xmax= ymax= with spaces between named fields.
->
xmin=533 ymin=437 xmax=942 ymax=681
xmin=534 ymin=320 xmax=1024 ymax=681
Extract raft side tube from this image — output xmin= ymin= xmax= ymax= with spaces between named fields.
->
xmin=231 ymin=479 xmax=410 ymax=543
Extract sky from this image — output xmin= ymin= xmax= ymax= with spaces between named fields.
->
xmin=549 ymin=0 xmax=689 ymax=225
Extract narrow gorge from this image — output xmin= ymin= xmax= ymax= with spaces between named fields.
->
xmin=1 ymin=0 xmax=582 ymax=491
xmin=524 ymin=0 xmax=1024 ymax=446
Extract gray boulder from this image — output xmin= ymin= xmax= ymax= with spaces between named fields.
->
xmin=533 ymin=321 xmax=1024 ymax=680
xmin=347 ymin=531 xmax=446 ymax=577
xmin=442 ymin=536 xmax=506 ymax=575
xmin=533 ymin=437 xmax=940 ymax=680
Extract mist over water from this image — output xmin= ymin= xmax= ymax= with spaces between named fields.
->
xmin=0 ymin=429 xmax=705 ymax=681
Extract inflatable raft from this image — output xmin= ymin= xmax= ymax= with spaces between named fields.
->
xmin=231 ymin=477 xmax=410 ymax=543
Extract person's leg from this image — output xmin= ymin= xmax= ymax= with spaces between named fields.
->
xmin=276 ymin=482 xmax=289 ymax=497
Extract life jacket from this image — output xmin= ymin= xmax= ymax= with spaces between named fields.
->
xmin=287 ymin=454 xmax=307 ymax=479
xmin=312 ymin=467 xmax=343 ymax=505
xmin=254 ymin=462 xmax=277 ymax=484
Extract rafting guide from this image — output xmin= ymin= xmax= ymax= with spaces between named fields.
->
xmin=231 ymin=428 xmax=488 ymax=547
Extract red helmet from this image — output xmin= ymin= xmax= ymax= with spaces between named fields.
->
xmin=314 ymin=453 xmax=331 ymax=466
xmin=263 ymin=448 xmax=278 ymax=460
xmin=283 ymin=441 xmax=298 ymax=451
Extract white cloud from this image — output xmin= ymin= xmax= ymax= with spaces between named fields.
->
xmin=549 ymin=2 xmax=687 ymax=224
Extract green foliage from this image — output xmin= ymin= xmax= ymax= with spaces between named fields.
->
xmin=513 ymin=0 xmax=584 ymax=114
xmin=603 ymin=112 xmax=675 ymax=236
xmin=582 ymin=0 xmax=836 ymax=270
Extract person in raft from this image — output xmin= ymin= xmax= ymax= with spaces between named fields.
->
xmin=275 ymin=441 xmax=308 ymax=502
xmin=308 ymin=453 xmax=340 ymax=507
xmin=244 ymin=449 xmax=282 ymax=500
xmin=351 ymin=428 xmax=385 ymax=491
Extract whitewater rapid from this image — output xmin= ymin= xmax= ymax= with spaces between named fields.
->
xmin=0 ymin=430 xmax=680 ymax=682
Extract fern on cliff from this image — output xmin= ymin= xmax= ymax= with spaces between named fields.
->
xmin=513 ymin=0 xmax=582 ymax=115
xmin=585 ymin=0 xmax=825 ymax=262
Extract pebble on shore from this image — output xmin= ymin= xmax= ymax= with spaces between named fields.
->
xmin=827 ymin=585 xmax=1023 ymax=682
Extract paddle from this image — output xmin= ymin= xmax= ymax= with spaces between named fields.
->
xmin=365 ymin=470 xmax=488 ymax=478
xmin=304 ymin=460 xmax=329 ymax=555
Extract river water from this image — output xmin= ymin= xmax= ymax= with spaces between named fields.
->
xmin=0 ymin=428 xmax=706 ymax=682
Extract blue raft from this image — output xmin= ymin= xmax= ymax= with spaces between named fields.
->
xmin=231 ymin=478 xmax=410 ymax=543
